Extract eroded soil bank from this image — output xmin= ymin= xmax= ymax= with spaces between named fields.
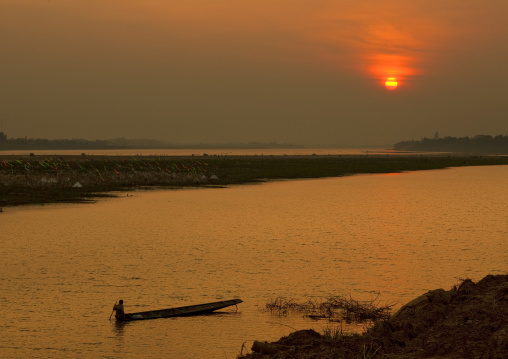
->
xmin=239 ymin=274 xmax=508 ymax=359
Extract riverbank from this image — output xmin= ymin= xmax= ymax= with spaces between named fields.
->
xmin=2 ymin=154 xmax=508 ymax=207
xmin=238 ymin=274 xmax=508 ymax=358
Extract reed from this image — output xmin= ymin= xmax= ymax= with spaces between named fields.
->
xmin=322 ymin=324 xmax=347 ymax=342
xmin=265 ymin=295 xmax=395 ymax=324
xmin=264 ymin=297 xmax=301 ymax=316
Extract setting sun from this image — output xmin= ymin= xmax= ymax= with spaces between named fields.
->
xmin=384 ymin=77 xmax=398 ymax=90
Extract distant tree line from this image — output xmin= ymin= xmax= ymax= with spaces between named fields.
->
xmin=393 ymin=134 xmax=508 ymax=154
xmin=0 ymin=132 xmax=304 ymax=150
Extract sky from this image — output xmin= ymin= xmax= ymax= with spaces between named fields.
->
xmin=1 ymin=0 xmax=508 ymax=147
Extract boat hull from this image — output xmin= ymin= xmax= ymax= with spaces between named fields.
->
xmin=116 ymin=299 xmax=242 ymax=322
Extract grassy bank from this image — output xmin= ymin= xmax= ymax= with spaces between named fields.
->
xmin=1 ymin=154 xmax=508 ymax=207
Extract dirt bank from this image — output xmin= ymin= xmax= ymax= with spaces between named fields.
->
xmin=239 ymin=274 xmax=508 ymax=358
xmin=2 ymin=155 xmax=508 ymax=207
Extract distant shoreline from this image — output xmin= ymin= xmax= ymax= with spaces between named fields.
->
xmin=0 ymin=147 xmax=466 ymax=158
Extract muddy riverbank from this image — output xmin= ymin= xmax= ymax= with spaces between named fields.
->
xmin=239 ymin=274 xmax=508 ymax=358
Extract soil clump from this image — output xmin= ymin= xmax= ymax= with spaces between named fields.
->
xmin=239 ymin=274 xmax=508 ymax=358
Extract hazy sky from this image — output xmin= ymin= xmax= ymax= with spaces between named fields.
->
xmin=1 ymin=0 xmax=507 ymax=146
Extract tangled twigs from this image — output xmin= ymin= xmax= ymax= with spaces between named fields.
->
xmin=265 ymin=295 xmax=395 ymax=323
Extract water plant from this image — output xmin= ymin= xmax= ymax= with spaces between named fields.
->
xmin=265 ymin=295 xmax=395 ymax=323
xmin=322 ymin=324 xmax=347 ymax=342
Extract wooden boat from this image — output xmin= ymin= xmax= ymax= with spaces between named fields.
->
xmin=116 ymin=299 xmax=243 ymax=322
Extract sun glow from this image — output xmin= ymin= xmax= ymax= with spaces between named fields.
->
xmin=367 ymin=54 xmax=414 ymax=90
xmin=384 ymin=77 xmax=398 ymax=90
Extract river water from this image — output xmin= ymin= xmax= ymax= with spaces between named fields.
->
xmin=1 ymin=165 xmax=507 ymax=358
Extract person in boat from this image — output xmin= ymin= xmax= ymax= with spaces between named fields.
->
xmin=113 ymin=300 xmax=128 ymax=320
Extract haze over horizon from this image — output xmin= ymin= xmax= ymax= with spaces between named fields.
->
xmin=1 ymin=1 xmax=507 ymax=147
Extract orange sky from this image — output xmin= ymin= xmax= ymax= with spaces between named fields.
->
xmin=87 ymin=1 xmax=499 ymax=81
xmin=1 ymin=0 xmax=507 ymax=145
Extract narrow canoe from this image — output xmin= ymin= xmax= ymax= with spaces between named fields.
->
xmin=117 ymin=299 xmax=243 ymax=322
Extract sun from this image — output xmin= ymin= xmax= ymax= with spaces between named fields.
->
xmin=384 ymin=77 xmax=398 ymax=90
xmin=385 ymin=77 xmax=398 ymax=90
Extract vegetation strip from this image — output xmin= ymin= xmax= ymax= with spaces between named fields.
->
xmin=1 ymin=154 xmax=508 ymax=207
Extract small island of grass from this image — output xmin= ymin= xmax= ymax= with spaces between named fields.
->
xmin=1 ymin=154 xmax=508 ymax=207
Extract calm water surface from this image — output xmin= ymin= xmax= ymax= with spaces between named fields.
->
xmin=1 ymin=166 xmax=507 ymax=358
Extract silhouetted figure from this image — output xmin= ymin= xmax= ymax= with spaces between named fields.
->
xmin=113 ymin=300 xmax=126 ymax=320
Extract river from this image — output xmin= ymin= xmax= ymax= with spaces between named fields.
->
xmin=1 ymin=165 xmax=507 ymax=358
